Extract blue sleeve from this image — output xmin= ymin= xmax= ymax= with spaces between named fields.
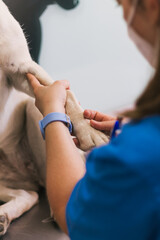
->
xmin=66 ymin=123 xmax=158 ymax=240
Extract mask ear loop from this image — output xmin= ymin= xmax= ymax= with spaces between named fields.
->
xmin=127 ymin=0 xmax=139 ymax=26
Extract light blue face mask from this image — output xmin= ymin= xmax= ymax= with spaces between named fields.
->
xmin=127 ymin=0 xmax=158 ymax=68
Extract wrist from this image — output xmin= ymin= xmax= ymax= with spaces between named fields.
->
xmin=39 ymin=112 xmax=72 ymax=139
xmin=43 ymin=107 xmax=65 ymax=117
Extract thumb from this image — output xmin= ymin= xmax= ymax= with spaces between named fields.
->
xmin=90 ymin=120 xmax=115 ymax=131
xmin=27 ymin=73 xmax=42 ymax=91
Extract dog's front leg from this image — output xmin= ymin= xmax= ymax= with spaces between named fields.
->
xmin=21 ymin=65 xmax=109 ymax=150
xmin=0 ymin=185 xmax=38 ymax=236
xmin=24 ymin=76 xmax=109 ymax=151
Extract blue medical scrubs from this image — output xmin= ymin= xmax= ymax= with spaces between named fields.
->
xmin=66 ymin=115 xmax=160 ymax=240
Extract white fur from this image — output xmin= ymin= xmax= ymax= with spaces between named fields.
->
xmin=0 ymin=0 xmax=108 ymax=236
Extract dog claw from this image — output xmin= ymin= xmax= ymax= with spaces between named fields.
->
xmin=0 ymin=224 xmax=4 ymax=232
xmin=0 ymin=216 xmax=5 ymax=223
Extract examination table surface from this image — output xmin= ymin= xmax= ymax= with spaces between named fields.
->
xmin=0 ymin=188 xmax=69 ymax=240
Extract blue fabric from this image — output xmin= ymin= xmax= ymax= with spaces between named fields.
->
xmin=66 ymin=115 xmax=160 ymax=240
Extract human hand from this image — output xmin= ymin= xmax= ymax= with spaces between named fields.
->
xmin=84 ymin=109 xmax=116 ymax=132
xmin=27 ymin=73 xmax=70 ymax=116
xmin=72 ymin=109 xmax=116 ymax=148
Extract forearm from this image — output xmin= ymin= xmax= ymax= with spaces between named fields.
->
xmin=26 ymin=75 xmax=85 ymax=233
xmin=45 ymin=122 xmax=85 ymax=233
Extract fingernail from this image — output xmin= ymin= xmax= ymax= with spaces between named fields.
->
xmin=90 ymin=120 xmax=94 ymax=125
xmin=84 ymin=110 xmax=90 ymax=117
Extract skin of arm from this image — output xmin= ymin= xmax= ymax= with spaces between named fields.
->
xmin=27 ymin=74 xmax=85 ymax=234
xmin=45 ymin=122 xmax=85 ymax=234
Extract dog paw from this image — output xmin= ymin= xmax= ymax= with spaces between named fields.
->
xmin=66 ymin=90 xmax=109 ymax=151
xmin=74 ymin=118 xmax=109 ymax=151
xmin=0 ymin=214 xmax=9 ymax=236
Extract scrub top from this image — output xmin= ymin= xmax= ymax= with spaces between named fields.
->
xmin=66 ymin=115 xmax=160 ymax=240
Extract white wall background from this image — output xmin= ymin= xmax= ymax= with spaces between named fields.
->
xmin=40 ymin=0 xmax=153 ymax=114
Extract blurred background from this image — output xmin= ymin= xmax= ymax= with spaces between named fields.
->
xmin=39 ymin=0 xmax=154 ymax=114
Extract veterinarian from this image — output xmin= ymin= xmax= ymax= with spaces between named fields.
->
xmin=4 ymin=0 xmax=79 ymax=62
xmin=27 ymin=0 xmax=160 ymax=239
